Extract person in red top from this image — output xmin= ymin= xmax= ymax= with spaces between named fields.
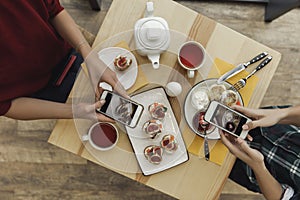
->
xmin=0 ymin=0 xmax=125 ymax=120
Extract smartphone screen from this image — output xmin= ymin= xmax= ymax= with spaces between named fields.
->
xmin=99 ymin=91 xmax=143 ymax=127
xmin=210 ymin=103 xmax=248 ymax=136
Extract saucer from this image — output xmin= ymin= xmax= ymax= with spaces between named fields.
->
xmin=98 ymin=47 xmax=138 ymax=90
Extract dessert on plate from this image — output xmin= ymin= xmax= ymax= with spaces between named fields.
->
xmin=160 ymin=134 xmax=178 ymax=153
xmin=209 ymin=84 xmax=226 ymax=101
xmin=191 ymin=88 xmax=210 ymax=110
xmin=114 ymin=55 xmax=132 ymax=71
xmin=144 ymin=145 xmax=163 ymax=164
xmin=220 ymin=89 xmax=238 ymax=107
xmin=143 ymin=119 xmax=163 ymax=139
xmin=148 ymin=102 xmax=167 ymax=120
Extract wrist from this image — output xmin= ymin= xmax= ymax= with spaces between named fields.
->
xmin=76 ymin=41 xmax=92 ymax=59
xmin=250 ymin=160 xmax=266 ymax=172
xmin=279 ymin=107 xmax=293 ymax=124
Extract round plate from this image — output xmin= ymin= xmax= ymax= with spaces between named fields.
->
xmin=98 ymin=47 xmax=138 ymax=90
xmin=184 ymin=78 xmax=244 ymax=139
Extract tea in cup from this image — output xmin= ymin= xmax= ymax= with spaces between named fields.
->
xmin=178 ymin=41 xmax=206 ymax=78
xmin=82 ymin=122 xmax=119 ymax=151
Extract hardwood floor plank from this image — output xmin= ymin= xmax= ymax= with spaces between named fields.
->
xmin=0 ymin=162 xmax=174 ymax=200
xmin=219 ymin=194 xmax=265 ymax=200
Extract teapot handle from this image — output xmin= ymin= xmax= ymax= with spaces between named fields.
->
xmin=144 ymin=2 xmax=154 ymax=18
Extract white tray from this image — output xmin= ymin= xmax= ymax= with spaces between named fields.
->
xmin=126 ymin=87 xmax=189 ymax=176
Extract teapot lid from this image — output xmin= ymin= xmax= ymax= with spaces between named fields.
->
xmin=136 ymin=18 xmax=169 ymax=50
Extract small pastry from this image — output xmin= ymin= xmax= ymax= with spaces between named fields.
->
xmin=144 ymin=145 xmax=163 ymax=165
xmin=114 ymin=55 xmax=132 ymax=71
xmin=148 ymin=102 xmax=167 ymax=120
xmin=143 ymin=119 xmax=163 ymax=139
xmin=220 ymin=90 xmax=238 ymax=107
xmin=160 ymin=134 xmax=178 ymax=153
xmin=191 ymin=88 xmax=210 ymax=110
xmin=209 ymin=84 xmax=226 ymax=101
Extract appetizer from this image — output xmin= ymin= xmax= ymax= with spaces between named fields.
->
xmin=160 ymin=134 xmax=178 ymax=153
xmin=114 ymin=55 xmax=132 ymax=71
xmin=143 ymin=119 xmax=163 ymax=139
xmin=148 ymin=102 xmax=167 ymax=120
xmin=144 ymin=145 xmax=163 ymax=165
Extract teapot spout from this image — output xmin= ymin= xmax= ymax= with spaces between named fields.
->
xmin=147 ymin=54 xmax=160 ymax=69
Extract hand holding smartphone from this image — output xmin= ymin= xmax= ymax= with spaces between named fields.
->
xmin=204 ymin=101 xmax=251 ymax=139
xmin=96 ymin=90 xmax=144 ymax=128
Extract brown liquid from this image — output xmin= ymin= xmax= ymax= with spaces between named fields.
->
xmin=90 ymin=123 xmax=117 ymax=148
xmin=179 ymin=43 xmax=204 ymax=69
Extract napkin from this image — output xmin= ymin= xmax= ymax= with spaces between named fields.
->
xmin=187 ymin=58 xmax=259 ymax=165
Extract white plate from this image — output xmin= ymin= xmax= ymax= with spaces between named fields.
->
xmin=98 ymin=47 xmax=138 ymax=90
xmin=126 ymin=87 xmax=189 ymax=176
xmin=184 ymin=78 xmax=244 ymax=140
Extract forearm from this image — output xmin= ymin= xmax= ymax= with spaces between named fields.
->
xmin=51 ymin=10 xmax=107 ymax=88
xmin=5 ymin=98 xmax=73 ymax=120
xmin=279 ymin=105 xmax=300 ymax=126
xmin=251 ymin=164 xmax=283 ymax=200
xmin=51 ymin=10 xmax=91 ymax=58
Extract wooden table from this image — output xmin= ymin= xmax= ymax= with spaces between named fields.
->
xmin=48 ymin=0 xmax=281 ymax=199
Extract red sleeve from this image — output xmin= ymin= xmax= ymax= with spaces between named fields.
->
xmin=43 ymin=0 xmax=64 ymax=18
xmin=0 ymin=101 xmax=11 ymax=116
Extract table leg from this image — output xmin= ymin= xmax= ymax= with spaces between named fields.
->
xmin=197 ymin=0 xmax=300 ymax=21
xmin=88 ymin=0 xmax=102 ymax=10
xmin=265 ymin=0 xmax=300 ymax=22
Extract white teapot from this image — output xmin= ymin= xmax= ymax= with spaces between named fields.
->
xmin=134 ymin=2 xmax=170 ymax=69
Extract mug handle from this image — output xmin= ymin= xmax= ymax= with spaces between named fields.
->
xmin=82 ymin=135 xmax=89 ymax=141
xmin=187 ymin=70 xmax=195 ymax=78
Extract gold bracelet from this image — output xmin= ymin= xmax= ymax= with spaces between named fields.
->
xmin=75 ymin=41 xmax=89 ymax=52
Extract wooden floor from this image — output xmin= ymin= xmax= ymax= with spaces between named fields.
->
xmin=0 ymin=0 xmax=299 ymax=199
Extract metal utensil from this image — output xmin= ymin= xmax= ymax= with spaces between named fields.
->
xmin=230 ymin=56 xmax=273 ymax=91
xmin=200 ymin=123 xmax=210 ymax=161
xmin=217 ymin=52 xmax=268 ymax=84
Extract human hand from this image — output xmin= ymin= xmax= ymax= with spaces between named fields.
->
xmin=74 ymin=100 xmax=114 ymax=123
xmin=231 ymin=105 xmax=283 ymax=131
xmin=84 ymin=50 xmax=129 ymax=99
xmin=220 ymin=132 xmax=264 ymax=169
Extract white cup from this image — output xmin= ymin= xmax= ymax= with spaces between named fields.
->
xmin=82 ymin=122 xmax=119 ymax=151
xmin=178 ymin=41 xmax=206 ymax=78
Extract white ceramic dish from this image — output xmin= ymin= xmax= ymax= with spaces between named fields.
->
xmin=126 ymin=87 xmax=189 ymax=176
xmin=184 ymin=78 xmax=244 ymax=140
xmin=98 ymin=47 xmax=138 ymax=90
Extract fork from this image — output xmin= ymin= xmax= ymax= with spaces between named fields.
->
xmin=230 ymin=56 xmax=273 ymax=91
